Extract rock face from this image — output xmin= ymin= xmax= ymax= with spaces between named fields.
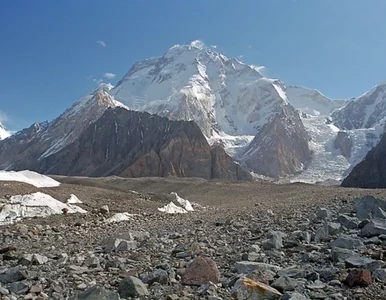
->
xmin=333 ymin=131 xmax=352 ymax=158
xmin=241 ymin=106 xmax=311 ymax=178
xmin=0 ymin=107 xmax=251 ymax=181
xmin=342 ymin=133 xmax=386 ymax=188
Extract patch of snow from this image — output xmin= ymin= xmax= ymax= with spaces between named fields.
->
xmin=0 ymin=170 xmax=60 ymax=188
xmin=158 ymin=202 xmax=188 ymax=214
xmin=158 ymin=193 xmax=195 ymax=214
xmin=0 ymin=123 xmax=10 ymax=140
xmin=171 ymin=192 xmax=194 ymax=211
xmin=106 ymin=212 xmax=134 ymax=224
xmin=0 ymin=192 xmax=87 ymax=225
xmin=66 ymin=194 xmax=82 ymax=204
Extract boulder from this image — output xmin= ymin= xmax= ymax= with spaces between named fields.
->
xmin=182 ymin=256 xmax=220 ymax=286
xmin=118 ymin=276 xmax=149 ymax=298
xmin=231 ymin=277 xmax=282 ymax=300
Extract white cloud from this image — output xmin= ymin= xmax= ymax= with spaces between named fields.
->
xmin=248 ymin=45 xmax=253 ymax=49
xmin=251 ymin=65 xmax=266 ymax=74
xmin=103 ymin=72 xmax=116 ymax=80
xmin=97 ymin=40 xmax=106 ymax=48
xmin=210 ymin=45 xmax=217 ymax=49
xmin=238 ymin=55 xmax=244 ymax=59
xmin=0 ymin=110 xmax=9 ymax=124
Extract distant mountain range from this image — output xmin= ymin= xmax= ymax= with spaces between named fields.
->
xmin=1 ymin=41 xmax=386 ymax=183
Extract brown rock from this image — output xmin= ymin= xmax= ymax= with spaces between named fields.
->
xmin=0 ymin=246 xmax=17 ymax=254
xmin=181 ymin=255 xmax=220 ymax=286
xmin=62 ymin=208 xmax=68 ymax=215
xmin=345 ymin=269 xmax=372 ymax=287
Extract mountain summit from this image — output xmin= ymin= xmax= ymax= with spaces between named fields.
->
xmin=0 ymin=122 xmax=10 ymax=140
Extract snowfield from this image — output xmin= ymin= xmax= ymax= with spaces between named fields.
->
xmin=0 ymin=170 xmax=61 ymax=187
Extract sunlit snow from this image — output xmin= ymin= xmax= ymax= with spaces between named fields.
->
xmin=0 ymin=192 xmax=87 ymax=225
xmin=158 ymin=193 xmax=194 ymax=214
xmin=0 ymin=170 xmax=61 ymax=188
xmin=106 ymin=212 xmax=134 ymax=224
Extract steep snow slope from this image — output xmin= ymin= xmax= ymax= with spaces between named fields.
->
xmin=332 ymin=82 xmax=386 ymax=130
xmin=0 ymin=122 xmax=10 ymax=140
xmin=290 ymin=115 xmax=383 ymax=183
xmin=110 ymin=41 xmax=295 ymax=137
xmin=283 ymin=84 xmax=345 ymax=116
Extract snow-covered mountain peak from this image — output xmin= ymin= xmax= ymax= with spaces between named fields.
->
xmin=0 ymin=122 xmax=10 ymax=140
xmin=281 ymin=84 xmax=345 ymax=116
xmin=332 ymin=81 xmax=386 ymax=130
xmin=110 ymin=42 xmax=275 ymax=136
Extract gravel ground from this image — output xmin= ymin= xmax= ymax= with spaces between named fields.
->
xmin=1 ymin=176 xmax=386 ymax=299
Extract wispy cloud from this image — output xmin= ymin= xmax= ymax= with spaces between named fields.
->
xmin=251 ymin=65 xmax=266 ymax=74
xmin=93 ymin=78 xmax=103 ymax=84
xmin=238 ymin=55 xmax=244 ymax=59
xmin=210 ymin=45 xmax=217 ymax=49
xmin=248 ymin=45 xmax=253 ymax=49
xmin=97 ymin=40 xmax=106 ymax=48
xmin=0 ymin=110 xmax=9 ymax=124
xmin=103 ymin=72 xmax=116 ymax=80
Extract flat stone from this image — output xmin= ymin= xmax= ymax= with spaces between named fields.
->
xmin=231 ymin=277 xmax=282 ymax=300
xmin=271 ymin=276 xmax=298 ymax=292
xmin=182 ymin=256 xmax=220 ymax=286
xmin=71 ymin=285 xmax=120 ymax=300
xmin=355 ymin=196 xmax=386 ymax=219
xmin=331 ymin=247 xmax=356 ymax=263
xmin=337 ymin=214 xmax=359 ymax=229
xmin=361 ymin=218 xmax=386 ymax=237
xmin=8 ymin=281 xmax=30 ymax=294
xmin=0 ymin=267 xmax=27 ymax=284
xmin=331 ymin=236 xmax=364 ymax=250
xmin=118 ymin=276 xmax=149 ymax=298
xmin=282 ymin=292 xmax=308 ymax=300
xmin=345 ymin=256 xmax=374 ymax=268
xmin=142 ymin=269 xmax=169 ymax=285
xmin=277 ymin=267 xmax=305 ymax=278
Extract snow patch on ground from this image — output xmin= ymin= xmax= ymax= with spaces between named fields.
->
xmin=66 ymin=194 xmax=82 ymax=204
xmin=106 ymin=212 xmax=134 ymax=224
xmin=0 ymin=170 xmax=61 ymax=188
xmin=158 ymin=193 xmax=195 ymax=214
xmin=171 ymin=192 xmax=194 ymax=211
xmin=0 ymin=192 xmax=87 ymax=225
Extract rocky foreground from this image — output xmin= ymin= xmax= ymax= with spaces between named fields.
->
xmin=1 ymin=178 xmax=386 ymax=299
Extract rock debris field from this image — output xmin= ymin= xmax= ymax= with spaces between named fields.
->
xmin=1 ymin=176 xmax=386 ymax=299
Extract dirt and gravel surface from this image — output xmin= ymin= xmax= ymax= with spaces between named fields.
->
xmin=1 ymin=176 xmax=386 ymax=299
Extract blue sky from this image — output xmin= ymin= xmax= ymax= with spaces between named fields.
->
xmin=1 ymin=0 xmax=386 ymax=131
